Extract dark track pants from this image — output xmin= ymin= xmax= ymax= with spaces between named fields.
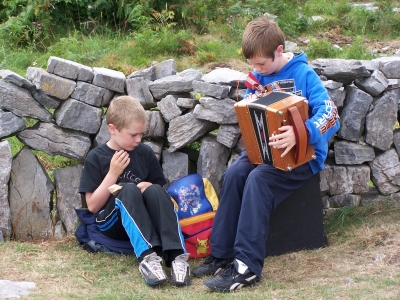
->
xmin=96 ymin=183 xmax=186 ymax=259
xmin=210 ymin=151 xmax=313 ymax=278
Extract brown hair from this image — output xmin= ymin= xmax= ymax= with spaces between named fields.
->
xmin=106 ymin=96 xmax=146 ymax=130
xmin=242 ymin=17 xmax=285 ymax=60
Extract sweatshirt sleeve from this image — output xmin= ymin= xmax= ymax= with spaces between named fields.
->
xmin=303 ymin=69 xmax=340 ymax=146
xmin=245 ymin=87 xmax=255 ymax=97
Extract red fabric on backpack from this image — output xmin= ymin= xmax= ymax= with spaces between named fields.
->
xmin=179 ymin=211 xmax=215 ymax=258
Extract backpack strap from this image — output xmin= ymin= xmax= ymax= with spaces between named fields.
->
xmin=202 ymin=178 xmax=219 ymax=211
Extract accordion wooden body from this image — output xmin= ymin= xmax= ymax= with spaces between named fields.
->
xmin=234 ymin=92 xmax=315 ymax=171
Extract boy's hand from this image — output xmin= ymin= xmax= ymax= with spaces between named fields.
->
xmin=269 ymin=125 xmax=296 ymax=157
xmin=137 ymin=181 xmax=152 ymax=193
xmin=109 ymin=150 xmax=130 ymax=177
xmin=245 ymin=93 xmax=258 ymax=102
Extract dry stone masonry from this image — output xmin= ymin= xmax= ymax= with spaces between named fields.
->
xmin=1 ymin=55 xmax=400 ymax=242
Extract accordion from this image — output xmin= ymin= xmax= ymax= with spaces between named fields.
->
xmin=234 ymin=92 xmax=315 ymax=171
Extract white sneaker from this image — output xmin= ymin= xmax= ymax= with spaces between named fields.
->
xmin=171 ymin=253 xmax=191 ymax=286
xmin=139 ymin=252 xmax=167 ymax=286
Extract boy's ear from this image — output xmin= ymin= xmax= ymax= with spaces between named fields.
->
xmin=276 ymin=45 xmax=284 ymax=56
xmin=108 ymin=123 xmax=117 ymax=135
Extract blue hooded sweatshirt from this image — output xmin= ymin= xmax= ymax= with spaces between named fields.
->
xmin=246 ymin=52 xmax=340 ymax=174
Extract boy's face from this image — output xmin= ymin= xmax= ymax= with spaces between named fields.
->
xmin=107 ymin=121 xmax=146 ymax=151
xmin=247 ymin=45 xmax=285 ymax=75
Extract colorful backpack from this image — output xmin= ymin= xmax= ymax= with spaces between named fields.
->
xmin=167 ymin=173 xmax=219 ymax=258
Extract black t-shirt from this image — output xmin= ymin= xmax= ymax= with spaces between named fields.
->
xmin=79 ymin=143 xmax=166 ymax=194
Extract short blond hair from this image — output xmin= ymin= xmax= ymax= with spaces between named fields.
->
xmin=242 ymin=17 xmax=285 ymax=60
xmin=106 ymin=96 xmax=146 ymax=130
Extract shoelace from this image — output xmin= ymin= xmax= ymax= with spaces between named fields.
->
xmin=204 ymin=255 xmax=217 ymax=264
xmin=173 ymin=258 xmax=189 ymax=274
xmin=147 ymin=255 xmax=164 ymax=271
xmin=220 ymin=263 xmax=237 ymax=279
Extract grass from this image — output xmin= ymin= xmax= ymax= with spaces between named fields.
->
xmin=1 ymin=201 xmax=400 ymax=299
xmin=3 ymin=1 xmax=399 ymax=77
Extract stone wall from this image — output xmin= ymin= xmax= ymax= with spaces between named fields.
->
xmin=1 ymin=56 xmax=400 ymax=242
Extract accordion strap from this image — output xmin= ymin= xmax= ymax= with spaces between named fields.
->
xmin=245 ymin=72 xmax=286 ymax=96
xmin=288 ymin=106 xmax=308 ymax=164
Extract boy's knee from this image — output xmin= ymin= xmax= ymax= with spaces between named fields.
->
xmin=225 ymin=162 xmax=252 ymax=180
xmin=117 ymin=182 xmax=141 ymax=199
xmin=247 ymin=169 xmax=260 ymax=181
xmin=143 ymin=184 xmax=164 ymax=197
xmin=143 ymin=185 xmax=172 ymax=204
xmin=247 ymin=168 xmax=269 ymax=186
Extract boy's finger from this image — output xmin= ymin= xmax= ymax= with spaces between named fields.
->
xmin=278 ymin=125 xmax=291 ymax=131
xmin=117 ymin=151 xmax=128 ymax=160
xmin=113 ymin=151 xmax=122 ymax=160
xmin=120 ymin=156 xmax=129 ymax=165
xmin=281 ymin=148 xmax=289 ymax=157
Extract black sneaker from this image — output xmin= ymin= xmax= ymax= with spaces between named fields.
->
xmin=192 ymin=255 xmax=233 ymax=278
xmin=203 ymin=258 xmax=260 ymax=292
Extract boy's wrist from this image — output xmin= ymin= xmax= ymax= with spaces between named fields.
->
xmin=105 ymin=170 xmax=120 ymax=184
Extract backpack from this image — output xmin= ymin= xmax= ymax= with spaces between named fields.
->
xmin=74 ymin=208 xmax=135 ymax=255
xmin=167 ymin=173 xmax=218 ymax=258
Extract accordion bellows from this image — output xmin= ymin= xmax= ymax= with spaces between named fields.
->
xmin=234 ymin=92 xmax=315 ymax=171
